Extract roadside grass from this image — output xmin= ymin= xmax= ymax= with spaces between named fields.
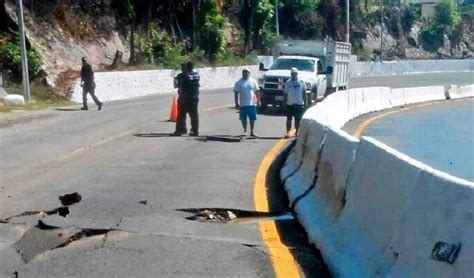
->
xmin=0 ymin=99 xmax=73 ymax=113
xmin=1 ymin=81 xmax=74 ymax=113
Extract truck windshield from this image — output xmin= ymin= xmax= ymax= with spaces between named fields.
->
xmin=270 ymin=59 xmax=315 ymax=72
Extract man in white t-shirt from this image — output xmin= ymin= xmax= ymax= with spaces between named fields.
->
xmin=233 ymin=69 xmax=260 ymax=137
xmin=284 ymin=67 xmax=305 ymax=137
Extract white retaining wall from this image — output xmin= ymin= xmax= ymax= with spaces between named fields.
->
xmin=281 ymin=84 xmax=474 ymax=277
xmin=349 ymin=59 xmax=474 ymax=77
xmin=70 ymin=65 xmax=258 ymax=103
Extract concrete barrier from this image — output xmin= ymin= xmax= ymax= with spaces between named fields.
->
xmin=285 ymin=83 xmax=474 ymax=277
xmin=322 ymin=137 xmax=428 ymax=277
xmin=71 ymin=65 xmax=258 ymax=103
xmin=402 ymin=86 xmax=445 ymax=105
xmin=447 ymin=84 xmax=474 ymax=99
xmin=280 ymin=118 xmax=313 ymax=181
xmin=358 ymin=87 xmax=392 ymax=114
xmin=388 ymin=169 xmax=474 ymax=278
xmin=3 ymin=94 xmax=25 ymax=106
xmin=294 ymin=127 xmax=358 ymax=252
xmin=283 ymin=121 xmax=326 ymax=202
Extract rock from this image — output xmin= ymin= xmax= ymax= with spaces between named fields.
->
xmin=3 ymin=95 xmax=25 ymax=107
xmin=227 ymin=211 xmax=237 ymax=220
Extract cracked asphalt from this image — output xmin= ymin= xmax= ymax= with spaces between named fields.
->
xmin=0 ymin=88 xmax=325 ymax=278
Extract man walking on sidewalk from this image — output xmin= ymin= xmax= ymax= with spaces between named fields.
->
xmin=234 ymin=69 xmax=259 ymax=137
xmin=80 ymin=57 xmax=102 ymax=111
xmin=284 ymin=68 xmax=305 ymax=137
xmin=173 ymin=61 xmax=200 ymax=136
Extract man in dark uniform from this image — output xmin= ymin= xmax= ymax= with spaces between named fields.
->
xmin=80 ymin=57 xmax=102 ymax=111
xmin=173 ymin=61 xmax=200 ymax=136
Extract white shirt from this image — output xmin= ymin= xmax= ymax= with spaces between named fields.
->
xmin=234 ymin=77 xmax=259 ymax=106
xmin=284 ymin=79 xmax=305 ymax=105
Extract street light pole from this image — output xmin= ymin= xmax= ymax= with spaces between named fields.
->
xmin=346 ymin=0 xmax=350 ymax=42
xmin=275 ymin=0 xmax=280 ymax=36
xmin=380 ymin=0 xmax=384 ymax=61
xmin=16 ymin=0 xmax=30 ymax=101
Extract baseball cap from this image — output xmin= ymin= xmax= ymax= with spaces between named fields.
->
xmin=291 ymin=67 xmax=298 ymax=73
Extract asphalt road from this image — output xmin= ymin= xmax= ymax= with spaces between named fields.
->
xmin=0 ymin=89 xmax=327 ymax=277
xmin=343 ymin=98 xmax=474 ymax=181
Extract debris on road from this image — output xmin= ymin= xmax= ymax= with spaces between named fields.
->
xmin=178 ymin=208 xmax=293 ymax=224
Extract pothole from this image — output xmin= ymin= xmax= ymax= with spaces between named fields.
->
xmin=177 ymin=208 xmax=294 ymax=224
xmin=13 ymin=220 xmax=114 ymax=263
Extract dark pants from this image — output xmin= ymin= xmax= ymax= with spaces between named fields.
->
xmin=175 ymin=97 xmax=199 ymax=134
xmin=286 ymin=104 xmax=304 ymax=132
xmin=82 ymin=82 xmax=101 ymax=109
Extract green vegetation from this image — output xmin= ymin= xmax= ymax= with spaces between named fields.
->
xmin=1 ymin=81 xmax=71 ymax=112
xmin=0 ymin=37 xmax=43 ymax=81
xmin=420 ymin=0 xmax=461 ymax=51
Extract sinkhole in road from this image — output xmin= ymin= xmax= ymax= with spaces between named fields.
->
xmin=178 ymin=208 xmax=295 ymax=224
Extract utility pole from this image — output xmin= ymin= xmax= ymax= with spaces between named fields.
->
xmin=16 ymin=0 xmax=30 ymax=101
xmin=275 ymin=0 xmax=279 ymax=36
xmin=346 ymin=0 xmax=350 ymax=42
xmin=380 ymin=0 xmax=384 ymax=61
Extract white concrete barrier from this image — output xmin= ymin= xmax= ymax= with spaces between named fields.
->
xmin=447 ymin=84 xmax=474 ymax=99
xmin=388 ymin=169 xmax=474 ymax=278
xmin=322 ymin=137 xmax=428 ymax=277
xmin=283 ymin=121 xmax=326 ymax=202
xmin=402 ymin=86 xmax=445 ymax=105
xmin=3 ymin=94 xmax=25 ymax=106
xmin=295 ymin=127 xmax=358 ymax=251
xmin=71 ymin=65 xmax=258 ymax=103
xmin=280 ymin=119 xmax=312 ymax=179
xmin=283 ymin=83 xmax=474 ymax=277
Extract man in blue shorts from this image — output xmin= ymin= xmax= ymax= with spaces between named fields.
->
xmin=234 ymin=69 xmax=260 ymax=137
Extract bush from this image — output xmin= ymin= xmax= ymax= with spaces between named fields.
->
xmin=0 ymin=38 xmax=43 ymax=81
xmin=420 ymin=23 xmax=444 ymax=51
xmin=434 ymin=0 xmax=460 ymax=33
xmin=401 ymin=5 xmax=419 ymax=34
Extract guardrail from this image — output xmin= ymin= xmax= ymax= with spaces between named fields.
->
xmin=281 ymin=85 xmax=474 ymax=277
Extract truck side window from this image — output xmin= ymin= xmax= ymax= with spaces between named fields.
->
xmin=317 ymin=61 xmax=323 ymax=74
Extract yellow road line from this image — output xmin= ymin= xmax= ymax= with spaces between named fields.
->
xmin=254 ymin=130 xmax=300 ymax=278
xmin=353 ymin=102 xmax=434 ymax=138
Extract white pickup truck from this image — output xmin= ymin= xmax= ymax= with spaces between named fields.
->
xmin=258 ymin=40 xmax=351 ymax=111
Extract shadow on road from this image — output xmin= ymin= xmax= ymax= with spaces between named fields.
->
xmin=134 ymin=133 xmax=283 ymax=141
xmin=55 ymin=108 xmax=82 ymax=112
xmin=265 ymin=140 xmax=331 ymax=277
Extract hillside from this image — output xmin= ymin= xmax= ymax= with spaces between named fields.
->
xmin=0 ymin=0 xmax=472 ymax=95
